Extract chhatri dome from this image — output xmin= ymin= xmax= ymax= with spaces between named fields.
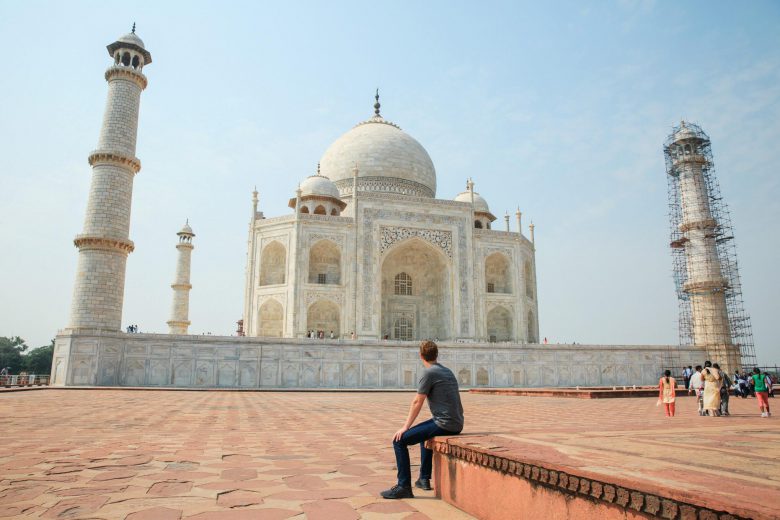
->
xmin=318 ymin=91 xmax=437 ymax=198
xmin=454 ymin=189 xmax=491 ymax=214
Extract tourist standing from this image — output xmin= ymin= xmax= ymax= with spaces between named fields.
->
xmin=750 ymin=368 xmax=771 ymax=417
xmin=658 ymin=370 xmax=676 ymax=417
xmin=701 ymin=361 xmax=722 ymax=417
xmin=381 ymin=340 xmax=464 ymax=499
xmin=683 ymin=366 xmax=692 ymax=390
xmin=689 ymin=365 xmax=704 ymax=416
xmin=714 ymin=363 xmax=731 ymax=416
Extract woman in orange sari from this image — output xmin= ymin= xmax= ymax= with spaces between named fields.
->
xmin=658 ymin=370 xmax=677 ymax=417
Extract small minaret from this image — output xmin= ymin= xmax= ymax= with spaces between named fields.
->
xmin=515 ymin=207 xmax=522 ymax=235
xmin=167 ymin=221 xmax=195 ymax=334
xmin=529 ymin=221 xmax=535 ymax=245
xmin=68 ymin=26 xmax=152 ymax=332
xmin=504 ymin=212 xmax=510 ymax=231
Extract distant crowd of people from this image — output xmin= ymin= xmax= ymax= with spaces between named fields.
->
xmin=126 ymin=324 xmax=139 ymax=333
xmin=662 ymin=364 xmax=774 ymax=418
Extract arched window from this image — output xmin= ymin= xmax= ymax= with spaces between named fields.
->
xmin=394 ymin=272 xmax=412 ymax=295
xmin=330 ymin=208 xmax=339 ymax=216
xmin=131 ymin=55 xmax=140 ymax=69
xmin=474 ymin=220 xmax=483 ymax=229
xmin=121 ymin=52 xmax=131 ymax=66
xmin=314 ymin=205 xmax=327 ymax=215
xmin=300 ymin=206 xmax=309 ymax=214
xmin=394 ymin=317 xmax=413 ymax=340
xmin=486 ymin=222 xmax=491 ymax=230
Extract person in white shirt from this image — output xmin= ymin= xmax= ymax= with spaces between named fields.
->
xmin=688 ymin=365 xmax=704 ymax=416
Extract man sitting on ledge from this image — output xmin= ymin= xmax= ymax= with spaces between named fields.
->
xmin=381 ymin=340 xmax=464 ymax=499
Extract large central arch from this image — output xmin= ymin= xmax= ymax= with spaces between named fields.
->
xmin=380 ymin=238 xmax=452 ymax=341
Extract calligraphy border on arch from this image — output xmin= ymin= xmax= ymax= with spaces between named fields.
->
xmin=379 ymin=226 xmax=452 ymax=258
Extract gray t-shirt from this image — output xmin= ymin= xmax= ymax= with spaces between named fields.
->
xmin=417 ymin=363 xmax=464 ymax=433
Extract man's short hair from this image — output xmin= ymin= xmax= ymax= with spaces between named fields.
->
xmin=420 ymin=340 xmax=438 ymax=362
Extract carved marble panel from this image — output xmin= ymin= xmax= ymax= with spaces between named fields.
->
xmin=127 ymin=345 xmax=147 ymax=356
xmin=301 ymin=362 xmax=320 ymax=387
xmin=217 ymin=361 xmax=237 ymax=387
xmin=362 ymin=363 xmax=379 ymax=387
xmin=382 ymin=363 xmax=398 ymax=387
xmin=323 ymin=363 xmax=340 ymax=387
xmin=261 ymin=362 xmax=279 ymax=386
xmin=239 ymin=361 xmax=258 ymax=387
xmin=149 ymin=359 xmax=169 ymax=385
xmin=172 ymin=359 xmax=194 ymax=386
xmin=282 ymin=362 xmax=299 ymax=387
xmin=98 ymin=357 xmax=119 ymax=386
xmin=343 ymin=363 xmax=359 ymax=386
xmin=195 ymin=361 xmax=215 ymax=386
xmin=123 ymin=358 xmax=146 ymax=386
xmin=151 ymin=346 xmax=170 ymax=357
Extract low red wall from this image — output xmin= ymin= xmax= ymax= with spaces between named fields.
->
xmin=430 ymin=435 xmax=755 ymax=520
xmin=434 ymin=456 xmax=650 ymax=520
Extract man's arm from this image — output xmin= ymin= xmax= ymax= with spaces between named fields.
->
xmin=393 ymin=393 xmax=427 ymax=441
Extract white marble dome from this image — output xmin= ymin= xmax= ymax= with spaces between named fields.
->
xmin=454 ymin=190 xmax=491 ymax=213
xmin=319 ymin=116 xmax=437 ymax=198
xmin=118 ymin=32 xmax=146 ymax=49
xmin=300 ymin=174 xmax=340 ymax=199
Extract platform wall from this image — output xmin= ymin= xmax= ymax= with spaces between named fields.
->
xmin=51 ymin=331 xmax=704 ymax=389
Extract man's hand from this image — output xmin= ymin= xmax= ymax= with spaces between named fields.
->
xmin=393 ymin=427 xmax=408 ymax=442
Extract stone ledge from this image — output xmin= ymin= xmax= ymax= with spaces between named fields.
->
xmin=429 ymin=435 xmax=759 ymax=520
xmin=470 ymin=387 xmax=660 ymax=399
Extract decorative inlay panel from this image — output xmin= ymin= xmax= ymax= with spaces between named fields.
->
xmin=380 ymin=226 xmax=452 ymax=258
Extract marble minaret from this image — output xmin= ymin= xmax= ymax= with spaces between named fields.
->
xmin=68 ymin=26 xmax=151 ymax=332
xmin=167 ymin=222 xmax=195 ymax=334
xmin=666 ymin=121 xmax=742 ymax=374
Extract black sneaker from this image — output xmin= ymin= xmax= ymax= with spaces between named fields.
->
xmin=380 ymin=484 xmax=414 ymax=499
xmin=415 ymin=478 xmax=432 ymax=490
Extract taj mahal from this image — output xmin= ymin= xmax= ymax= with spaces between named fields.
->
xmin=50 ymin=29 xmax=708 ymax=389
xmin=243 ymin=92 xmax=538 ymax=344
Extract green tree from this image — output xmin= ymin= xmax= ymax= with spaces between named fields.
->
xmin=0 ymin=336 xmax=28 ymax=373
xmin=23 ymin=340 xmax=54 ymax=375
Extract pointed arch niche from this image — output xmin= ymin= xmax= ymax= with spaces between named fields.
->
xmin=308 ymin=240 xmax=341 ymax=284
xmin=307 ymin=300 xmax=340 ymax=337
xmin=527 ymin=310 xmax=538 ymax=343
xmin=485 ymin=252 xmax=511 ymax=293
xmin=258 ymin=299 xmax=284 ymax=337
xmin=487 ymin=306 xmax=512 ymax=342
xmin=381 ymin=238 xmax=452 ymax=341
xmin=259 ymin=241 xmax=286 ymax=285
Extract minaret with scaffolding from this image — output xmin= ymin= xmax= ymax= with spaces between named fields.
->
xmin=664 ymin=121 xmax=756 ymax=374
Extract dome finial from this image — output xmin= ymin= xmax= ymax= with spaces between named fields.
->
xmin=132 ymin=22 xmax=136 ymax=34
xmin=317 ymin=162 xmax=321 ymax=176
xmin=374 ymin=88 xmax=381 ymax=117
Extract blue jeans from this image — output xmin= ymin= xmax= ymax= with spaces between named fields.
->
xmin=393 ymin=419 xmax=457 ymax=487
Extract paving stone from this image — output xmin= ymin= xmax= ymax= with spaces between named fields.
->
xmin=126 ymin=506 xmax=182 ymax=520
xmin=216 ymin=489 xmax=264 ymax=507
xmin=148 ymin=480 xmax=193 ymax=496
xmin=302 ymin=500 xmax=360 ymax=520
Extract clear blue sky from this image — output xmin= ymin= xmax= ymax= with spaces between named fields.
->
xmin=1 ymin=1 xmax=778 ymax=362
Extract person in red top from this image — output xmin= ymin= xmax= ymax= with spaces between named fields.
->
xmin=658 ymin=370 xmax=677 ymax=417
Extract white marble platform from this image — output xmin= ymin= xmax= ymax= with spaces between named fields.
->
xmin=51 ymin=331 xmax=704 ymax=389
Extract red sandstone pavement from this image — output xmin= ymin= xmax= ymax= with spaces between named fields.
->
xmin=0 ymin=390 xmax=777 ymax=519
